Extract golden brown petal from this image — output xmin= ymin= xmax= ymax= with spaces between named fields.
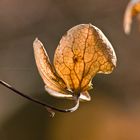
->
xmin=33 ymin=38 xmax=69 ymax=95
xmin=54 ymin=24 xmax=117 ymax=93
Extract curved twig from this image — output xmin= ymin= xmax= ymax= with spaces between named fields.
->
xmin=0 ymin=80 xmax=79 ymax=117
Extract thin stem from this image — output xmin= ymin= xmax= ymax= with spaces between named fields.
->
xmin=0 ymin=80 xmax=79 ymax=117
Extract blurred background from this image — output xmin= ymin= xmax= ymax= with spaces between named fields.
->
xmin=0 ymin=0 xmax=140 ymax=140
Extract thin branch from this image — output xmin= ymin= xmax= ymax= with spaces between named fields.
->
xmin=0 ymin=80 xmax=79 ymax=117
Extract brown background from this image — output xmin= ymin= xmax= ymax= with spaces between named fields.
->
xmin=0 ymin=0 xmax=140 ymax=140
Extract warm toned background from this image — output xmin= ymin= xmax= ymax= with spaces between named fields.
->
xmin=0 ymin=0 xmax=140 ymax=140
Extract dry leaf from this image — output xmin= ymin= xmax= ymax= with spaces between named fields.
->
xmin=33 ymin=24 xmax=117 ymax=101
xmin=124 ymin=0 xmax=140 ymax=34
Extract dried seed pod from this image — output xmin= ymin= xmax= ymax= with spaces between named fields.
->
xmin=33 ymin=24 xmax=117 ymax=101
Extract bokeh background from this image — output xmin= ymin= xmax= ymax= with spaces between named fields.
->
xmin=0 ymin=0 xmax=140 ymax=140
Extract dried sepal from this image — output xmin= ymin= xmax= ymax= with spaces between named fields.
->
xmin=45 ymin=86 xmax=91 ymax=101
